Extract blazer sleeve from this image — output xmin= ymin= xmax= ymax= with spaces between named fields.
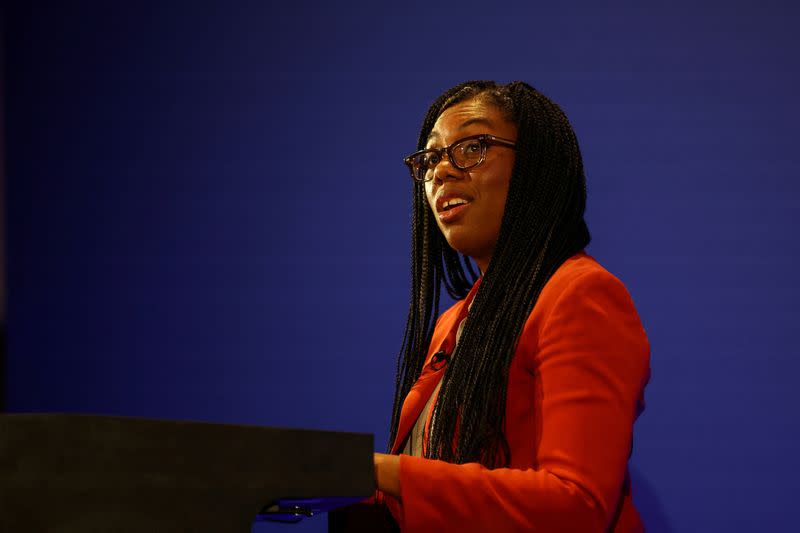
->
xmin=388 ymin=269 xmax=650 ymax=533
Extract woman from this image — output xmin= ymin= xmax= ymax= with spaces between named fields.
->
xmin=372 ymin=81 xmax=650 ymax=532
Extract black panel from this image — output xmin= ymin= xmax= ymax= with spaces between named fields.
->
xmin=0 ymin=414 xmax=374 ymax=531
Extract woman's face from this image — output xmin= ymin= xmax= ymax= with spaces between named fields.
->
xmin=424 ymin=98 xmax=518 ymax=273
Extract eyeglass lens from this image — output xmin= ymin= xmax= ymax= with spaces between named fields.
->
xmin=410 ymin=138 xmax=485 ymax=180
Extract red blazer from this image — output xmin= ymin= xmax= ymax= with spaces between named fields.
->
xmin=383 ymin=251 xmax=650 ymax=532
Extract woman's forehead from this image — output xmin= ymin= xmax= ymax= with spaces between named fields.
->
xmin=428 ymin=99 xmax=516 ymax=144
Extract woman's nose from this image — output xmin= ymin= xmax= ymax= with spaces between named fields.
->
xmin=431 ymin=155 xmax=465 ymax=184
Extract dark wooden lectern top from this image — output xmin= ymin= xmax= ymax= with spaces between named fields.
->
xmin=0 ymin=414 xmax=374 ymax=532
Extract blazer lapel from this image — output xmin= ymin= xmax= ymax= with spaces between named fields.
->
xmin=390 ymin=281 xmax=481 ymax=454
xmin=391 ymin=354 xmax=450 ymax=454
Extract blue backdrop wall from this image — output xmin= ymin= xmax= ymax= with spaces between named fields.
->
xmin=5 ymin=1 xmax=799 ymax=531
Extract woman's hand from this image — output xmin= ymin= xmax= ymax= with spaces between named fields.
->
xmin=373 ymin=452 xmax=401 ymax=500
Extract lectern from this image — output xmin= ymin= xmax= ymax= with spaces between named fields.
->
xmin=0 ymin=414 xmax=375 ymax=532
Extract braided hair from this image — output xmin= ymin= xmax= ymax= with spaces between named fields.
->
xmin=388 ymin=81 xmax=591 ymax=468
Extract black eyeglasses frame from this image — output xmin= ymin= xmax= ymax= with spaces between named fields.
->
xmin=403 ymin=134 xmax=517 ymax=182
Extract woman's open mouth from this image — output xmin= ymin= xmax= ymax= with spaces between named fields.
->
xmin=437 ymin=198 xmax=471 ymax=223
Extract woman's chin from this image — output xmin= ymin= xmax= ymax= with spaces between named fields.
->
xmin=442 ymin=231 xmax=491 ymax=263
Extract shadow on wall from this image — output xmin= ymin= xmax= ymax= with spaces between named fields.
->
xmin=631 ymin=466 xmax=672 ymax=533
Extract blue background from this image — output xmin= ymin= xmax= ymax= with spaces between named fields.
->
xmin=5 ymin=1 xmax=799 ymax=531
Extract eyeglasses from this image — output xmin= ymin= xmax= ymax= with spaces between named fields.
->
xmin=403 ymin=134 xmax=516 ymax=182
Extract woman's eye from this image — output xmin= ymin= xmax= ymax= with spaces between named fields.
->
xmin=463 ymin=140 xmax=481 ymax=153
